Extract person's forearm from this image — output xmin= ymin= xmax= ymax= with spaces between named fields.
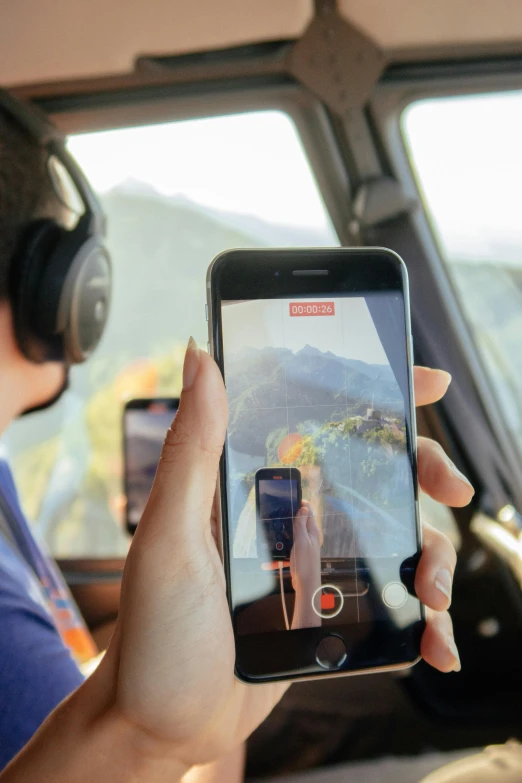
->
xmin=292 ymin=583 xmax=322 ymax=630
xmin=1 ymin=660 xmax=187 ymax=783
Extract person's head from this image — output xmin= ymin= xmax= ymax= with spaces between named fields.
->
xmin=0 ymin=104 xmax=68 ymax=425
xmin=0 ymin=90 xmax=111 ymax=429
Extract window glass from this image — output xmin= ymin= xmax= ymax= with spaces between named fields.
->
xmin=3 ymin=110 xmax=338 ymax=557
xmin=403 ymin=93 xmax=522 ymax=456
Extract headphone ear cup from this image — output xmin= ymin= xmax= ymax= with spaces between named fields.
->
xmin=37 ymin=223 xmax=111 ymax=364
xmin=9 ymin=219 xmax=66 ymax=362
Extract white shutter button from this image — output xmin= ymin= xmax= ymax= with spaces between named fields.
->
xmin=382 ymin=582 xmax=408 ymax=609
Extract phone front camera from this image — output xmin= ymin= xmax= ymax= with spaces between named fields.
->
xmin=274 ymin=271 xmax=280 ymax=277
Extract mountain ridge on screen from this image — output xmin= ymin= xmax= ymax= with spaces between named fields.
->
xmin=296 ymin=345 xmax=395 ymax=383
xmin=226 ymin=345 xmax=403 ymax=457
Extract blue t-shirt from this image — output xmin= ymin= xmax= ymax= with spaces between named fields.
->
xmin=0 ymin=460 xmax=84 ymax=770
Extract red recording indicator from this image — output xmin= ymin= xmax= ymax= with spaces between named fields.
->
xmin=320 ymin=593 xmax=336 ymax=610
xmin=289 ymin=301 xmax=335 ymax=317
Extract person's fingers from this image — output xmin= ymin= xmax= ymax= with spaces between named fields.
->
xmin=415 ymin=522 xmax=457 ymax=611
xmin=417 ymin=436 xmax=474 ymax=507
xmin=414 ymin=366 xmax=452 ymax=407
xmin=301 ymin=500 xmax=320 ymax=540
xmin=421 ymin=608 xmax=461 ymax=673
xmin=142 ymin=337 xmax=228 ymax=541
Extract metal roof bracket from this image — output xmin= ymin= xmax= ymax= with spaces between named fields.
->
xmin=288 ymin=1 xmax=415 ymax=239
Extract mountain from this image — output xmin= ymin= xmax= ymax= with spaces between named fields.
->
xmin=197 ymin=208 xmax=335 ymax=247
xmin=11 ymin=178 xmax=521 ymax=478
xmin=91 ymin=183 xmax=338 ymax=383
xmin=10 ymin=182 xmax=339 ymax=453
xmin=75 ymin=184 xmax=268 ymax=388
xmin=6 ymin=184 xmax=271 ymax=461
xmin=226 ymin=346 xmax=403 ymax=456
xmin=296 ymin=346 xmax=395 ymax=383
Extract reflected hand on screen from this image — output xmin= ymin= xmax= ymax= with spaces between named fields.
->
xmin=290 ymin=502 xmax=322 ymax=629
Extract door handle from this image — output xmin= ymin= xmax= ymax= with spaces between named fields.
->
xmin=471 ymin=506 xmax=522 ymax=588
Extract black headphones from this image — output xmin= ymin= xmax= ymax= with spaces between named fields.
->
xmin=0 ymin=88 xmax=111 ymax=365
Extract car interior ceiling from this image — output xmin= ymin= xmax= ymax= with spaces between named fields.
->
xmin=3 ymin=0 xmax=522 ymax=778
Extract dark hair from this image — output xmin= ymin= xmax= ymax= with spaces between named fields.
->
xmin=0 ymin=108 xmax=61 ymax=300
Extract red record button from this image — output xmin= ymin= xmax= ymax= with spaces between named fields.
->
xmin=320 ymin=593 xmax=336 ymax=610
xmin=275 ymin=542 xmax=284 ymax=551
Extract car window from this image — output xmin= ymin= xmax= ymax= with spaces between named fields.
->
xmin=3 ymin=110 xmax=338 ymax=557
xmin=403 ymin=92 xmax=522 ymax=459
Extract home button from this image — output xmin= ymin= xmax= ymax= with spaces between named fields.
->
xmin=315 ymin=634 xmax=347 ymax=670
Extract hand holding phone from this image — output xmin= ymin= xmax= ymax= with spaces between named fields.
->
xmin=65 ymin=343 xmax=462 ymax=777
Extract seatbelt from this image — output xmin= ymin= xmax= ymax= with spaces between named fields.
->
xmin=0 ymin=489 xmax=56 ymax=614
xmin=0 ymin=483 xmax=98 ymax=663
xmin=0 ymin=490 xmax=47 ymax=581
xmin=0 ymin=497 xmax=21 ymax=553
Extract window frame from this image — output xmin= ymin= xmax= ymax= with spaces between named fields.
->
xmin=363 ymin=61 xmax=522 ymax=728
xmin=38 ymin=81 xmax=354 ymax=250
xmin=15 ymin=77 xmax=352 ymax=560
xmin=21 ymin=51 xmax=522 ymax=539
xmin=369 ymin=59 xmax=522 ymax=490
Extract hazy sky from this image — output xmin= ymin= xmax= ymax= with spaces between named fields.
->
xmin=68 ymin=110 xmax=335 ymax=232
xmin=222 ymin=297 xmax=389 ymax=365
xmin=404 ymin=90 xmax=522 ymax=266
xmin=67 ymin=93 xmax=522 ymax=267
xmin=62 ymin=89 xmax=522 ymax=424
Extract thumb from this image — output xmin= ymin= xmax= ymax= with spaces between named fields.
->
xmin=139 ymin=337 xmax=228 ymax=542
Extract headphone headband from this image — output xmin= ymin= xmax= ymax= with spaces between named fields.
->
xmin=0 ymin=89 xmax=106 ymax=237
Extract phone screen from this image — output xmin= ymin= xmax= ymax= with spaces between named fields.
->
xmin=257 ymin=472 xmax=300 ymax=560
xmin=220 ymin=290 xmax=421 ymax=643
xmin=124 ymin=400 xmax=178 ymax=531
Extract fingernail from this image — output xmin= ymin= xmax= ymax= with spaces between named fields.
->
xmin=435 ymin=568 xmax=452 ymax=603
xmin=440 ymin=370 xmax=452 ymax=388
xmin=296 ymin=507 xmax=309 ymax=519
xmin=447 ymin=459 xmax=475 ymax=493
xmin=448 ymin=635 xmax=461 ymax=672
xmin=182 ymin=337 xmax=200 ymax=390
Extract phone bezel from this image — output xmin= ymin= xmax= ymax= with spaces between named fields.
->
xmin=207 ymin=247 xmax=423 ymax=684
xmin=123 ymin=397 xmax=180 ymax=534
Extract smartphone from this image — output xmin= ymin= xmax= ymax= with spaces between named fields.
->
xmin=123 ymin=397 xmax=179 ymax=533
xmin=207 ymin=247 xmax=422 ymax=683
xmin=256 ymin=467 xmax=301 ymax=561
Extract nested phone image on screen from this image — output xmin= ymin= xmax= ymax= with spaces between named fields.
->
xmin=209 ymin=248 xmax=422 ymax=682
xmin=123 ymin=398 xmax=178 ymax=533
xmin=256 ymin=468 xmax=301 ymax=561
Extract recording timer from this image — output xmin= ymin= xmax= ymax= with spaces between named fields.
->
xmin=289 ymin=301 xmax=335 ymax=317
